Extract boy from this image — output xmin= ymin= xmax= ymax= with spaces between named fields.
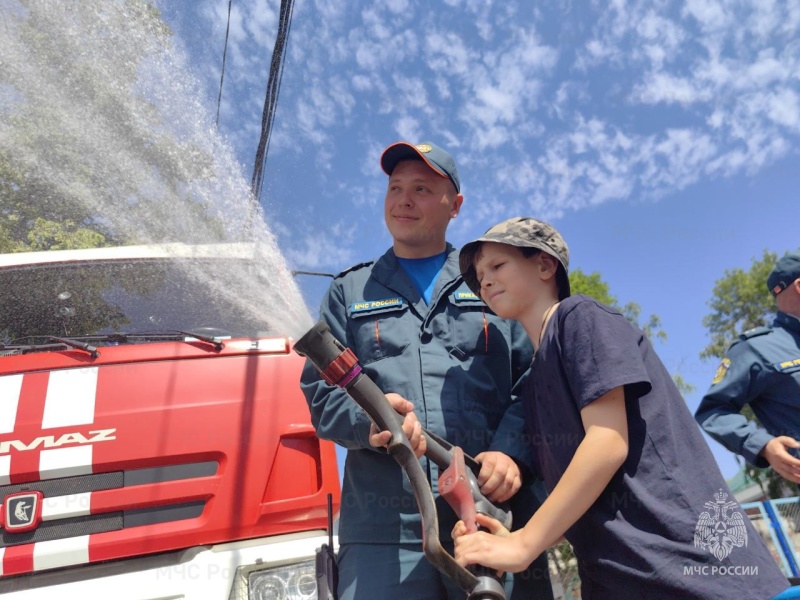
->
xmin=453 ymin=216 xmax=790 ymax=599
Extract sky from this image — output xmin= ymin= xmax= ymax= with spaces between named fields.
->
xmin=153 ymin=0 xmax=800 ymax=481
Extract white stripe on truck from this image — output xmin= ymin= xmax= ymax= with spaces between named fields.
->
xmin=0 ymin=373 xmax=23 ymax=434
xmin=42 ymin=367 xmax=98 ymax=429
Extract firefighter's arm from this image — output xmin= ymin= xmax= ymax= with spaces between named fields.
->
xmin=694 ymin=342 xmax=774 ymax=467
xmin=299 ymin=282 xmax=376 ymax=450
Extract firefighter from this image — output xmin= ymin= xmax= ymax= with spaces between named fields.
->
xmin=696 ymin=251 xmax=800 ymax=484
xmin=300 ymin=141 xmax=552 ymax=599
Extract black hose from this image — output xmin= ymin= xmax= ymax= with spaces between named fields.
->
xmin=294 ymin=321 xmax=507 ymax=599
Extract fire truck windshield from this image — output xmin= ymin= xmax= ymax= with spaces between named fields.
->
xmin=0 ymin=248 xmax=277 ymax=345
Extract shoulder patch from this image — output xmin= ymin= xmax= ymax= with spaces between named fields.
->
xmin=775 ymin=357 xmax=800 ymax=372
xmin=740 ymin=326 xmax=771 ymax=340
xmin=335 ymin=260 xmax=374 ymax=279
xmin=711 ymin=357 xmax=731 ymax=385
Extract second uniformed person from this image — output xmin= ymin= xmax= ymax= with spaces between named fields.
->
xmin=695 ymin=250 xmax=800 ymax=484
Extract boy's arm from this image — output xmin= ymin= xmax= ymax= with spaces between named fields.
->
xmin=455 ymin=386 xmax=628 ymax=573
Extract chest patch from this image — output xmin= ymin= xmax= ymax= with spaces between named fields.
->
xmin=348 ymin=297 xmax=406 ymax=317
xmin=451 ymin=290 xmax=485 ymax=305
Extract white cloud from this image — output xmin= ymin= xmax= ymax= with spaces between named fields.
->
xmin=425 ymin=32 xmax=474 ymax=76
xmin=633 ymin=72 xmax=711 ymax=105
xmin=189 ymin=0 xmax=800 ymax=240
xmin=284 ymin=226 xmax=358 ymax=270
xmin=391 ymin=74 xmax=430 ymax=111
xmin=244 ymin=0 xmax=278 ymax=50
xmin=767 ymin=89 xmax=800 ymax=130
xmin=682 ymin=0 xmax=730 ymax=32
xmin=395 ymin=116 xmax=421 ymax=142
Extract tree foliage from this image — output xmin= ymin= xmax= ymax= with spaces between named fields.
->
xmin=569 ymin=269 xmax=618 ymax=307
xmin=701 ymin=250 xmax=781 ymax=360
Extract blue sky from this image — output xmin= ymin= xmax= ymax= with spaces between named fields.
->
xmin=156 ymin=0 xmax=800 ymax=480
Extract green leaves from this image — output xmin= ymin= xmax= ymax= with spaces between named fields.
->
xmin=700 ymin=250 xmax=782 ymax=360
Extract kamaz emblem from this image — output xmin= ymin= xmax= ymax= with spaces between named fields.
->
xmin=0 ymin=428 xmax=117 ymax=454
xmin=3 ymin=491 xmax=43 ymax=533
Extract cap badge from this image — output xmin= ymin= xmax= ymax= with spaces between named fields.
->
xmin=415 ymin=144 xmax=432 ymax=153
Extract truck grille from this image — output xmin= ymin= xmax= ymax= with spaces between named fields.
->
xmin=0 ymin=462 xmax=216 ymax=548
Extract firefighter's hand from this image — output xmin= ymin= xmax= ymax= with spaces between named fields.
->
xmin=761 ymin=436 xmax=800 ymax=483
xmin=474 ymin=451 xmax=521 ymax=503
xmin=369 ymin=393 xmax=426 ymax=458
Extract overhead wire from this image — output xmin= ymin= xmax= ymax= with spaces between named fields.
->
xmin=250 ymin=0 xmax=296 ymax=204
xmin=215 ymin=0 xmax=233 ymax=127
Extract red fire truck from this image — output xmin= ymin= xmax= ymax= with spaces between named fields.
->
xmin=0 ymin=243 xmax=340 ymax=599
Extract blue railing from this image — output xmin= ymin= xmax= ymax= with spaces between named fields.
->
xmin=742 ymin=497 xmax=800 ymax=578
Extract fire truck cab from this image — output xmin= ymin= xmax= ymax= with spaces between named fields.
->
xmin=0 ymin=243 xmax=340 ymax=599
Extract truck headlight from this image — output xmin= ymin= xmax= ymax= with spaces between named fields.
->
xmin=247 ymin=560 xmax=317 ymax=600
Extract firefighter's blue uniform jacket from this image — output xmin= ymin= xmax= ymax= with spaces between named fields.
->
xmin=695 ymin=311 xmax=800 ymax=467
xmin=300 ymin=244 xmax=534 ymax=545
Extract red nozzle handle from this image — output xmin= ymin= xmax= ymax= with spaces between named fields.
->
xmin=439 ymin=446 xmax=478 ymax=534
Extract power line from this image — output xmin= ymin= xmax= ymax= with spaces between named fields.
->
xmin=215 ymin=0 xmax=233 ymax=127
xmin=250 ymin=0 xmax=295 ymax=203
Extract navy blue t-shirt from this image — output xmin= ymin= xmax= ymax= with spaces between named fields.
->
xmin=525 ymin=295 xmax=788 ymax=599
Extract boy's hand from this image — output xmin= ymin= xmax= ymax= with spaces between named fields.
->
xmin=453 ymin=513 xmax=529 ymax=574
xmin=452 ymin=512 xmax=511 ymax=539
xmin=368 ymin=393 xmax=426 ymax=458
xmin=475 ymin=451 xmax=521 ymax=503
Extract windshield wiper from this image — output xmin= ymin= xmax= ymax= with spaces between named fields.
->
xmin=48 ymin=336 xmax=100 ymax=358
xmin=173 ymin=330 xmax=224 ymax=351
xmin=94 ymin=330 xmax=225 ymax=351
xmin=4 ymin=331 xmax=225 ymax=356
xmin=1 ymin=339 xmax=99 ymax=357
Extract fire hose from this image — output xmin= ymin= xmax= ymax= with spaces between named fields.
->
xmin=294 ymin=320 xmax=510 ymax=600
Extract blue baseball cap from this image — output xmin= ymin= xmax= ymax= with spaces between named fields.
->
xmin=768 ymin=251 xmax=800 ymax=297
xmin=380 ymin=141 xmax=461 ymax=193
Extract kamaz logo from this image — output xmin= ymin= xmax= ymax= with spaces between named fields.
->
xmin=0 ymin=428 xmax=116 ymax=454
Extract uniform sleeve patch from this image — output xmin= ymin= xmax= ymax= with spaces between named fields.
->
xmin=711 ymin=358 xmax=731 ymax=385
xmin=775 ymin=357 xmax=800 ymax=372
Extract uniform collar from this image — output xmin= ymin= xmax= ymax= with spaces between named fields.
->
xmin=775 ymin=311 xmax=800 ymax=334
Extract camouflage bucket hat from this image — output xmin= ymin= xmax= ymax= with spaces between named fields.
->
xmin=459 ymin=216 xmax=571 ymax=299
